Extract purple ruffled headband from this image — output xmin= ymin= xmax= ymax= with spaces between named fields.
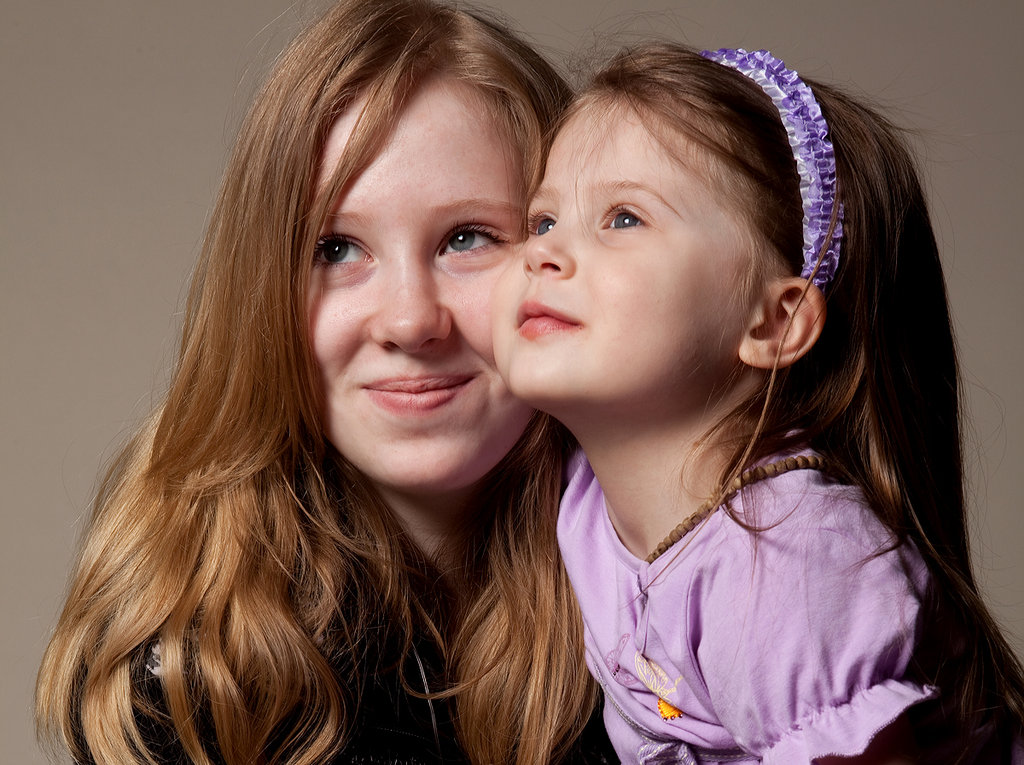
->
xmin=700 ymin=48 xmax=843 ymax=289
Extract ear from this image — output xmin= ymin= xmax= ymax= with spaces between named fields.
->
xmin=738 ymin=277 xmax=826 ymax=370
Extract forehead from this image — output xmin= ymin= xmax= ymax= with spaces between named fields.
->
xmin=541 ymin=103 xmax=713 ymax=198
xmin=318 ymin=76 xmax=516 ymax=192
xmin=547 ymin=99 xmax=757 ymax=224
xmin=308 ymin=78 xmax=523 ymax=245
xmin=550 ymin=105 xmax=647 ymax=169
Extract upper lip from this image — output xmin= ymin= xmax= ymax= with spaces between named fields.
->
xmin=516 ymin=299 xmax=580 ymax=328
xmin=365 ymin=375 xmax=474 ymax=393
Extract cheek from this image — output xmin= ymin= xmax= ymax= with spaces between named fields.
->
xmin=307 ymin=294 xmax=331 ymax=371
xmin=489 ymin=262 xmax=527 ymax=360
xmin=451 ymin=271 xmax=505 ymax=363
xmin=308 ymin=290 xmax=363 ymax=376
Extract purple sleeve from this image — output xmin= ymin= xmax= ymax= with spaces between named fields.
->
xmin=689 ymin=476 xmax=935 ymax=762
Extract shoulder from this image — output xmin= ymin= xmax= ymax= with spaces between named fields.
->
xmin=696 ymin=460 xmax=927 ymax=634
xmin=715 ymin=459 xmax=900 ymax=567
xmin=558 ymin=450 xmax=607 ymax=536
xmin=562 ymin=449 xmax=597 ymax=503
xmin=690 ymin=460 xmax=934 ymax=759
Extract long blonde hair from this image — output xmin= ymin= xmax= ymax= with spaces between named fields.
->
xmin=36 ymin=2 xmax=594 ymax=763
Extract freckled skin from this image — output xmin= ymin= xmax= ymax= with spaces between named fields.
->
xmin=309 ymin=77 xmax=533 ymax=538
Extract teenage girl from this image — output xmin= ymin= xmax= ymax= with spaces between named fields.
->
xmin=493 ymin=43 xmax=1024 ymax=764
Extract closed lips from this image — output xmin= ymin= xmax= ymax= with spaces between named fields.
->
xmin=516 ymin=300 xmax=579 ymax=328
xmin=366 ymin=376 xmax=473 ymax=393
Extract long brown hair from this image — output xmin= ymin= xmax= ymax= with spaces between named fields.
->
xmin=36 ymin=2 xmax=594 ymax=763
xmin=577 ymin=42 xmax=1024 ymax=761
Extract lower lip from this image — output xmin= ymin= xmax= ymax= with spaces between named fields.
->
xmin=365 ymin=380 xmax=471 ymax=415
xmin=518 ymin=316 xmax=580 ymax=340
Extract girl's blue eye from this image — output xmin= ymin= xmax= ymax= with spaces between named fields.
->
xmin=534 ymin=217 xmax=555 ymax=235
xmin=445 ymin=228 xmax=496 ymax=254
xmin=315 ymin=235 xmax=363 ymax=264
xmin=610 ymin=211 xmax=641 ymax=229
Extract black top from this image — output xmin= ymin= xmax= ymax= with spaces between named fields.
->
xmin=342 ymin=649 xmax=616 ymax=764
xmin=78 ymin=642 xmax=616 ymax=764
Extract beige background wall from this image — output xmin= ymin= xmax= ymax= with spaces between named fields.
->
xmin=3 ymin=1 xmax=1021 ymax=761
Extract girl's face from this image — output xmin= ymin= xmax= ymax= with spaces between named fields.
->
xmin=309 ymin=77 xmax=533 ymax=527
xmin=493 ymin=106 xmax=759 ymax=432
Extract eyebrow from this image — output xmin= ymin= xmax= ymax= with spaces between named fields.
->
xmin=601 ymin=180 xmax=678 ymax=213
xmin=325 ymin=197 xmax=520 ymax=228
xmin=531 ymin=183 xmax=558 ymax=206
xmin=431 ymin=198 xmax=520 ymax=220
xmin=532 ymin=179 xmax=683 ymax=219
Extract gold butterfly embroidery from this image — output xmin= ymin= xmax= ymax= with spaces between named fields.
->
xmin=657 ymin=698 xmax=685 ymax=720
xmin=634 ymin=653 xmax=685 ymax=720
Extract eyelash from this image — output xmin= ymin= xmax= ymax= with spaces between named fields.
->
xmin=313 ymin=223 xmax=505 ymax=267
xmin=525 ymin=206 xmax=645 ymax=235
xmin=444 ymin=222 xmax=506 ymax=253
xmin=606 ymin=206 xmax=644 ymax=229
xmin=527 ymin=212 xmax=555 ymax=235
xmin=313 ymin=234 xmax=364 ymax=267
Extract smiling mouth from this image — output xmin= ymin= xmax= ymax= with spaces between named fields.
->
xmin=365 ymin=375 xmax=473 ymax=414
xmin=517 ymin=301 xmax=581 ymax=340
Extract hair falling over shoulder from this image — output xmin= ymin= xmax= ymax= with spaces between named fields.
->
xmin=35 ymin=2 xmax=592 ymax=763
xmin=580 ymin=42 xmax=1024 ymax=762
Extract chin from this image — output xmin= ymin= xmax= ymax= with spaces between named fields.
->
xmin=505 ymin=366 xmax=571 ymax=409
xmin=505 ymin=385 xmax=574 ymax=424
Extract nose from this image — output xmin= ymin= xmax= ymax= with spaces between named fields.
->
xmin=371 ymin=262 xmax=452 ymax=351
xmin=523 ymin=226 xmax=575 ymax=278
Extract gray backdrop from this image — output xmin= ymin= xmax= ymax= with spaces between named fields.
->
xmin=3 ymin=1 xmax=1021 ymax=761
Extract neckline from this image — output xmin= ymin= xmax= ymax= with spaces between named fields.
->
xmin=643 ymin=454 xmax=826 ymax=564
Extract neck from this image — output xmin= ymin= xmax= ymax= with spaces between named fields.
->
xmin=573 ymin=416 xmax=728 ymax=559
xmin=557 ymin=374 xmax=761 ymax=560
xmin=377 ymin=485 xmax=476 ymax=565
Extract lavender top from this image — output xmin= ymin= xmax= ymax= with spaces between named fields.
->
xmin=558 ymin=450 xmax=935 ymax=764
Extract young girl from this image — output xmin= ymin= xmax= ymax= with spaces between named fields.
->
xmin=493 ymin=43 xmax=1024 ymax=763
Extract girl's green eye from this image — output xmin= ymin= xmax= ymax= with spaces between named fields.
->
xmin=442 ymin=226 xmax=501 ymax=256
xmin=446 ymin=229 xmax=494 ymax=253
xmin=315 ymin=235 xmax=362 ymax=264
xmin=610 ymin=212 xmax=641 ymax=229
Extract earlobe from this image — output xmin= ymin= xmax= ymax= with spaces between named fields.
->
xmin=738 ymin=277 xmax=826 ymax=370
